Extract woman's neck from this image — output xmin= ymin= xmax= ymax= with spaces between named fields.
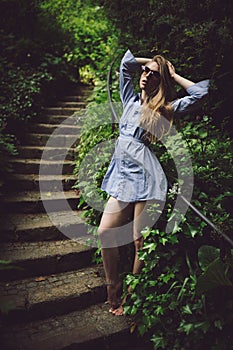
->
xmin=140 ymin=90 xmax=147 ymax=104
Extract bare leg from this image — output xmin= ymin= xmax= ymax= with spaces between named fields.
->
xmin=112 ymin=200 xmax=164 ymax=316
xmin=101 ymin=247 xmax=121 ymax=309
xmin=132 ymin=201 xmax=152 ymax=275
xmin=98 ymin=197 xmax=134 ymax=312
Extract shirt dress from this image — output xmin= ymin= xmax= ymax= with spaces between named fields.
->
xmin=101 ymin=50 xmax=209 ymax=202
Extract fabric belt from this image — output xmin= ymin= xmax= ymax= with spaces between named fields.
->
xmin=118 ymin=134 xmax=149 ymax=146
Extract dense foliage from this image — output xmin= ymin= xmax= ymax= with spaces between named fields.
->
xmin=0 ymin=0 xmax=72 ymax=182
xmin=1 ymin=0 xmax=232 ymax=347
xmin=0 ymin=0 xmax=118 ymax=185
xmin=121 ymin=116 xmax=233 ymax=349
xmin=98 ymin=0 xmax=233 ymax=130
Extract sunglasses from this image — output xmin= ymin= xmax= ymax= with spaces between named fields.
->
xmin=141 ymin=65 xmax=160 ymax=78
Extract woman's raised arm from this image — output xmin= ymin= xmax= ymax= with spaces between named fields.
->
xmin=167 ymin=61 xmax=195 ymax=90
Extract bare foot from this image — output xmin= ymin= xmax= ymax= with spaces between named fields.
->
xmin=106 ymin=281 xmax=122 ymax=313
xmin=111 ymin=304 xmax=124 ymax=316
xmin=110 ymin=292 xmax=128 ymax=316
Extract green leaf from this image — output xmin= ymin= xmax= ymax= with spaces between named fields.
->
xmin=183 ymin=323 xmax=194 ymax=334
xmin=138 ymin=324 xmax=147 ymax=335
xmin=130 ymin=279 xmax=139 ymax=291
xmin=155 ymin=305 xmax=164 ymax=315
xmin=159 ymin=237 xmax=168 ymax=245
xmin=172 ymin=221 xmax=182 ymax=234
xmin=151 ymin=334 xmax=167 ymax=349
xmin=198 ymin=245 xmax=220 ymax=271
xmin=141 ymin=227 xmax=151 ymax=239
xmin=177 ymin=277 xmax=189 ymax=301
xmin=145 ymin=242 xmax=157 ymax=253
xmin=0 ymin=260 xmax=12 ymax=265
xmin=187 ymin=223 xmax=199 ymax=238
xmin=182 ymin=304 xmax=192 ymax=315
xmin=196 ymin=258 xmax=232 ymax=294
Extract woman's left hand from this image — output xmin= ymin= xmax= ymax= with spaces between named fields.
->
xmin=167 ymin=61 xmax=176 ymax=78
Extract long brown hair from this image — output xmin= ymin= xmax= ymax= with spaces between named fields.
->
xmin=139 ymin=55 xmax=175 ymax=143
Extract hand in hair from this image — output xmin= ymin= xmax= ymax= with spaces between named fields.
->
xmin=167 ymin=61 xmax=195 ymax=89
xmin=167 ymin=61 xmax=176 ymax=78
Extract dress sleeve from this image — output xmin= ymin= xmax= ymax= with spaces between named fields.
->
xmin=171 ymin=79 xmax=210 ymax=116
xmin=120 ymin=49 xmax=141 ymax=108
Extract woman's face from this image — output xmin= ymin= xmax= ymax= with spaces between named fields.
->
xmin=139 ymin=61 xmax=160 ymax=95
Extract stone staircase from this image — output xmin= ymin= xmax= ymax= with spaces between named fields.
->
xmin=0 ymin=85 xmax=150 ymax=350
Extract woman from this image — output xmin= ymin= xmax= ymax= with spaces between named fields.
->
xmin=98 ymin=49 xmax=209 ymax=316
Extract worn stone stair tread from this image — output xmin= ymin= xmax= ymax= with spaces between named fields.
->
xmin=27 ymin=123 xmax=81 ymax=133
xmin=42 ymin=107 xmax=85 ymax=115
xmin=16 ymin=146 xmax=75 ymax=160
xmin=9 ymin=158 xmax=74 ymax=165
xmin=6 ymin=173 xmax=76 ymax=180
xmin=43 ymin=105 xmax=85 ymax=109
xmin=19 ymin=133 xmax=79 ymax=147
xmin=0 ymin=239 xmax=93 ymax=262
xmin=25 ymin=132 xmax=79 ymax=139
xmin=62 ymin=94 xmax=91 ymax=101
xmin=28 ymin=122 xmax=81 ymax=128
xmin=0 ymin=303 xmax=133 ymax=350
xmin=3 ymin=174 xmax=76 ymax=192
xmin=0 ymin=239 xmax=95 ymax=280
xmin=58 ymin=101 xmax=88 ymax=107
xmin=8 ymin=158 xmax=75 ymax=173
xmin=36 ymin=114 xmax=85 ymax=124
xmin=18 ymin=145 xmax=74 ymax=152
xmin=3 ymin=190 xmax=78 ymax=203
xmin=0 ymin=210 xmax=83 ymax=231
xmin=0 ymin=266 xmax=106 ymax=319
xmin=21 ymin=132 xmax=78 ymax=137
xmin=30 ymin=123 xmax=81 ymax=128
xmin=6 ymin=173 xmax=76 ymax=183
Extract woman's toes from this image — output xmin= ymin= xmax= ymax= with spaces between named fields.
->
xmin=111 ymin=305 xmax=124 ymax=316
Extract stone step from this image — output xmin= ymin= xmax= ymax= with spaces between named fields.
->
xmin=42 ymin=107 xmax=85 ymax=115
xmin=17 ymin=146 xmax=74 ymax=160
xmin=2 ymin=174 xmax=76 ymax=191
xmin=9 ymin=158 xmax=74 ymax=174
xmin=62 ymin=94 xmax=91 ymax=102
xmin=0 ymin=239 xmax=95 ymax=281
xmin=57 ymin=101 xmax=88 ymax=108
xmin=1 ymin=190 xmax=80 ymax=214
xmin=27 ymin=123 xmax=81 ymax=135
xmin=0 ymin=303 xmax=140 ymax=350
xmin=69 ymin=85 xmax=93 ymax=96
xmin=0 ymin=210 xmax=87 ymax=242
xmin=36 ymin=113 xmax=85 ymax=124
xmin=0 ymin=266 xmax=106 ymax=324
xmin=20 ymin=133 xmax=80 ymax=147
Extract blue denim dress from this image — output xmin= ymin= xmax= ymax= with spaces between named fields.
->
xmin=101 ymin=50 xmax=209 ymax=202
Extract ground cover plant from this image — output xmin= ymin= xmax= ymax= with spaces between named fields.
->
xmin=1 ymin=0 xmax=232 ymax=346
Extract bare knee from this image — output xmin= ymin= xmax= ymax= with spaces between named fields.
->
xmin=98 ymin=226 xmax=108 ymax=244
xmin=98 ymin=226 xmax=118 ymax=248
xmin=97 ymin=225 xmax=107 ymax=237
